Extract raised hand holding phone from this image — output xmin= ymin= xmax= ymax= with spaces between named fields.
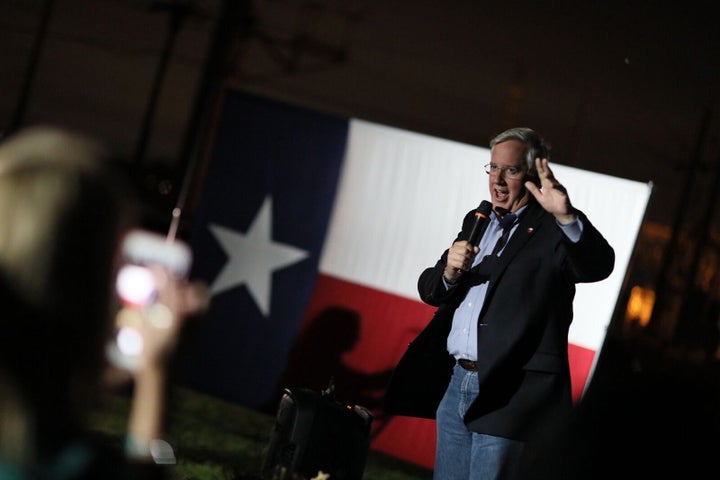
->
xmin=104 ymin=229 xmax=211 ymax=464
xmin=108 ymin=229 xmax=208 ymax=373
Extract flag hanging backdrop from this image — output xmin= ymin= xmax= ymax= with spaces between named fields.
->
xmin=178 ymin=89 xmax=652 ymax=469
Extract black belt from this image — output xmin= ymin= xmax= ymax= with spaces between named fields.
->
xmin=457 ymin=359 xmax=478 ymax=371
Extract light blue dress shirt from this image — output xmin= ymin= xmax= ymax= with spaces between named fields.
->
xmin=446 ymin=206 xmax=583 ymax=361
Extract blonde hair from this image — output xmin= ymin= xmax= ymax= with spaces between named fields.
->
xmin=0 ymin=126 xmax=132 ymax=318
xmin=0 ymin=127 xmax=137 ymax=464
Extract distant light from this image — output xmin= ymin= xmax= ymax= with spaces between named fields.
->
xmin=625 ymin=285 xmax=655 ymax=327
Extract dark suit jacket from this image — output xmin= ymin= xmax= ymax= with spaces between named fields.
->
xmin=384 ymin=199 xmax=615 ymax=440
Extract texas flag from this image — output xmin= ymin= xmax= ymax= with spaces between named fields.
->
xmin=177 ymin=89 xmax=651 ymax=468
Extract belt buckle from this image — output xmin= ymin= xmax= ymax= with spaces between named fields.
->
xmin=458 ymin=359 xmax=477 ymax=371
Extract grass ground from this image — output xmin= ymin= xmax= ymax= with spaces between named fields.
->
xmin=89 ymin=385 xmax=433 ymax=480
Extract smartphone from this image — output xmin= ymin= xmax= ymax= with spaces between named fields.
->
xmin=106 ymin=229 xmax=193 ymax=371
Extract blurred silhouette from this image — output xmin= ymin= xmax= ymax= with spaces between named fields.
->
xmin=270 ymin=306 xmax=394 ymax=437
xmin=516 ymin=337 xmax=720 ymax=479
xmin=0 ymin=126 xmax=208 ymax=479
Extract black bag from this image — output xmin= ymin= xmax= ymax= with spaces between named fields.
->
xmin=263 ymin=384 xmax=373 ymax=480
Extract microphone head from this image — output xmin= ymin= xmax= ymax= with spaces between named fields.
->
xmin=466 ymin=199 xmax=494 ymax=246
xmin=477 ymin=200 xmax=492 ymax=217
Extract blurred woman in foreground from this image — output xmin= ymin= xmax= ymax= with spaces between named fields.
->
xmin=0 ymin=126 xmax=208 ymax=479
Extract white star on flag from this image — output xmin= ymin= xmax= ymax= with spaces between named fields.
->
xmin=208 ymin=195 xmax=309 ymax=316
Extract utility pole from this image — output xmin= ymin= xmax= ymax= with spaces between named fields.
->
xmin=647 ymin=108 xmax=712 ymax=339
xmin=5 ymin=0 xmax=56 ymax=137
xmin=167 ymin=0 xmax=254 ymax=240
xmin=132 ymin=1 xmax=200 ymax=168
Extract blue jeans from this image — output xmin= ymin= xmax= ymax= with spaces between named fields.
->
xmin=434 ymin=363 xmax=524 ymax=480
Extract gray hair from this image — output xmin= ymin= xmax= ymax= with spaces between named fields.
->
xmin=489 ymin=127 xmax=549 ymax=182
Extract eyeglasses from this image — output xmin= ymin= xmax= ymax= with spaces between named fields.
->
xmin=484 ymin=163 xmax=524 ymax=179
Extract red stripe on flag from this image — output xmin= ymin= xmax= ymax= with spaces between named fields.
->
xmin=296 ymin=274 xmax=437 ymax=468
xmin=302 ymin=274 xmax=437 ymax=372
xmin=568 ymin=342 xmax=597 ymax=402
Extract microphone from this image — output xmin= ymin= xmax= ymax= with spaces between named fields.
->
xmin=467 ymin=200 xmax=493 ymax=245
xmin=456 ymin=200 xmax=493 ymax=275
